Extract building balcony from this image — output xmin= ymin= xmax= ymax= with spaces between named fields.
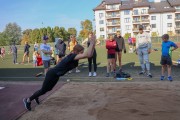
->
xmin=106 ymin=14 xmax=120 ymax=19
xmin=132 ymin=20 xmax=141 ymax=24
xmin=175 ymin=9 xmax=180 ymax=13
xmin=175 ymin=27 xmax=180 ymax=30
xmin=141 ymin=12 xmax=149 ymax=16
xmin=106 ymin=7 xmax=119 ymax=11
xmin=132 ymin=13 xmax=141 ymax=16
xmin=133 ymin=28 xmax=150 ymax=32
xmin=141 ymin=19 xmax=150 ymax=23
xmin=107 ymin=31 xmax=117 ymax=34
xmin=106 ymin=22 xmax=120 ymax=27
xmin=175 ymin=18 xmax=180 ymax=21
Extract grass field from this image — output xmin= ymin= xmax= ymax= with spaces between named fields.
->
xmin=0 ymin=43 xmax=180 ymax=81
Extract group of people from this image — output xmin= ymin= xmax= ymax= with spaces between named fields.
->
xmin=23 ymin=26 xmax=179 ymax=111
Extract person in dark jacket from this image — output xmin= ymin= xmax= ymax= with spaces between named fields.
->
xmin=114 ymin=31 xmax=126 ymax=71
xmin=55 ymin=38 xmax=66 ymax=63
xmin=11 ymin=42 xmax=18 ymax=64
xmin=22 ymin=41 xmax=31 ymax=64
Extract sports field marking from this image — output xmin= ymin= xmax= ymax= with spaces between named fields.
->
xmin=0 ymin=87 xmax=5 ymax=90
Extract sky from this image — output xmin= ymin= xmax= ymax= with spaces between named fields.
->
xmin=0 ymin=0 xmax=154 ymax=33
xmin=0 ymin=0 xmax=101 ymax=32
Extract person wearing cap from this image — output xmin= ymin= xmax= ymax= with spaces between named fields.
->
xmin=114 ymin=31 xmax=126 ymax=72
xmin=136 ymin=25 xmax=152 ymax=78
xmin=40 ymin=35 xmax=52 ymax=76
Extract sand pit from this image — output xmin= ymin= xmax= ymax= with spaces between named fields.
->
xmin=18 ymin=82 xmax=180 ymax=120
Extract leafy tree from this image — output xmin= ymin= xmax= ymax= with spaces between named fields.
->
xmin=0 ymin=32 xmax=7 ymax=46
xmin=47 ymin=26 xmax=54 ymax=42
xmin=21 ymin=29 xmax=32 ymax=45
xmin=68 ymin=28 xmax=77 ymax=36
xmin=124 ymin=33 xmax=131 ymax=40
xmin=79 ymin=19 xmax=93 ymax=39
xmin=3 ymin=22 xmax=22 ymax=45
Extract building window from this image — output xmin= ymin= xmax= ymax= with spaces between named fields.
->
xmin=151 ymin=24 xmax=156 ymax=28
xmin=124 ymin=10 xmax=130 ymax=15
xmin=99 ymin=20 xmax=104 ymax=24
xmin=100 ymin=27 xmax=104 ymax=31
xmin=167 ymin=23 xmax=172 ymax=27
xmin=141 ymin=9 xmax=147 ymax=14
xmin=112 ymin=27 xmax=116 ymax=32
xmin=99 ymin=13 xmax=104 ymax=19
xmin=167 ymin=15 xmax=172 ymax=19
xmin=124 ymin=18 xmax=130 ymax=23
xmin=133 ymin=10 xmax=139 ymax=15
xmin=151 ymin=16 xmax=156 ymax=20
xmin=125 ymin=25 xmax=130 ymax=30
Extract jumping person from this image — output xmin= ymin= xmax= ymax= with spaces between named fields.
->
xmin=160 ymin=34 xmax=178 ymax=81
xmin=114 ymin=30 xmax=126 ymax=72
xmin=136 ymin=25 xmax=152 ymax=78
xmin=23 ymin=37 xmax=96 ymax=111
xmin=82 ymin=32 xmax=99 ymax=77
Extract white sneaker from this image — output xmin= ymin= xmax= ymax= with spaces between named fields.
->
xmin=76 ymin=69 xmax=80 ymax=73
xmin=88 ymin=72 xmax=92 ymax=77
xmin=93 ymin=72 xmax=97 ymax=77
xmin=68 ymin=70 xmax=72 ymax=74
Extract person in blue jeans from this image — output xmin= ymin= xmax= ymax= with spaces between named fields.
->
xmin=160 ymin=34 xmax=178 ymax=81
xmin=136 ymin=25 xmax=152 ymax=78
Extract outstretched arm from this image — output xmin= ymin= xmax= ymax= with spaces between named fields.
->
xmin=74 ymin=37 xmax=95 ymax=60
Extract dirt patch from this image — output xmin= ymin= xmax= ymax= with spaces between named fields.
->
xmin=18 ymin=82 xmax=180 ymax=120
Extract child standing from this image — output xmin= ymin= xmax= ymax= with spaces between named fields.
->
xmin=33 ymin=51 xmax=38 ymax=67
xmin=106 ymin=35 xmax=117 ymax=77
xmin=160 ymin=34 xmax=178 ymax=81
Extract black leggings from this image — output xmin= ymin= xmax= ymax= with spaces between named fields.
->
xmin=88 ymin=51 xmax=97 ymax=72
xmin=29 ymin=69 xmax=59 ymax=101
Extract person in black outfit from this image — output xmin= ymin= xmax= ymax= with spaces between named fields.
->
xmin=22 ymin=41 xmax=31 ymax=64
xmin=23 ymin=38 xmax=95 ymax=111
xmin=55 ymin=38 xmax=66 ymax=63
xmin=82 ymin=32 xmax=98 ymax=77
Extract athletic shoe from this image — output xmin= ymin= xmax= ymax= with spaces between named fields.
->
xmin=34 ymin=98 xmax=40 ymax=105
xmin=76 ymin=69 xmax=80 ymax=73
xmin=68 ymin=70 xmax=72 ymax=74
xmin=106 ymin=73 xmax=110 ymax=77
xmin=147 ymin=73 xmax=152 ymax=78
xmin=23 ymin=98 xmax=31 ymax=111
xmin=88 ymin=72 xmax=92 ymax=77
xmin=139 ymin=71 xmax=145 ymax=75
xmin=160 ymin=76 xmax=165 ymax=81
xmin=93 ymin=72 xmax=97 ymax=77
xmin=167 ymin=76 xmax=173 ymax=82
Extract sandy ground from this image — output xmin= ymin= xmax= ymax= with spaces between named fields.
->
xmin=18 ymin=82 xmax=180 ymax=120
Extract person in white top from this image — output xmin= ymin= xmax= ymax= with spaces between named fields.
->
xmin=33 ymin=51 xmax=37 ymax=67
xmin=34 ymin=42 xmax=39 ymax=52
xmin=40 ymin=36 xmax=52 ymax=75
xmin=136 ymin=25 xmax=152 ymax=78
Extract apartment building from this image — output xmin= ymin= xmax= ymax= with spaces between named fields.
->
xmin=93 ymin=0 xmax=180 ymax=39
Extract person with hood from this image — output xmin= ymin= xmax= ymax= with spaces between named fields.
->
xmin=114 ymin=30 xmax=126 ymax=72
xmin=55 ymin=38 xmax=67 ymax=63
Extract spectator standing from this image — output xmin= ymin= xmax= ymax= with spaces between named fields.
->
xmin=114 ymin=31 xmax=126 ymax=72
xmin=160 ymin=34 xmax=178 ymax=81
xmin=136 ymin=25 xmax=152 ymax=78
xmin=34 ymin=42 xmax=39 ymax=52
xmin=106 ymin=35 xmax=117 ymax=77
xmin=40 ymin=36 xmax=52 ymax=76
xmin=11 ymin=43 xmax=18 ymax=64
xmin=22 ymin=41 xmax=30 ymax=64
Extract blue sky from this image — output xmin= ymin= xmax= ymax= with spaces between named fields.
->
xmin=0 ymin=0 xmax=154 ymax=33
xmin=0 ymin=0 xmax=101 ymax=32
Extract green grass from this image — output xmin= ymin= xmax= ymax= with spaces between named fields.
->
xmin=0 ymin=43 xmax=180 ymax=81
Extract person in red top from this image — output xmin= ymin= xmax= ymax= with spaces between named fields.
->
xmin=132 ymin=36 xmax=136 ymax=52
xmin=106 ymin=35 xmax=117 ymax=77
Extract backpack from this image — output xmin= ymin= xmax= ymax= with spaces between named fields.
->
xmin=116 ymin=71 xmax=131 ymax=78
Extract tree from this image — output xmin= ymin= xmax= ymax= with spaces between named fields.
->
xmin=3 ymin=23 xmax=22 ymax=45
xmin=68 ymin=28 xmax=77 ymax=36
xmin=0 ymin=32 xmax=7 ymax=46
xmin=79 ymin=19 xmax=93 ymax=39
xmin=47 ymin=26 xmax=54 ymax=42
xmin=124 ymin=33 xmax=131 ymax=40
xmin=21 ymin=29 xmax=32 ymax=45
